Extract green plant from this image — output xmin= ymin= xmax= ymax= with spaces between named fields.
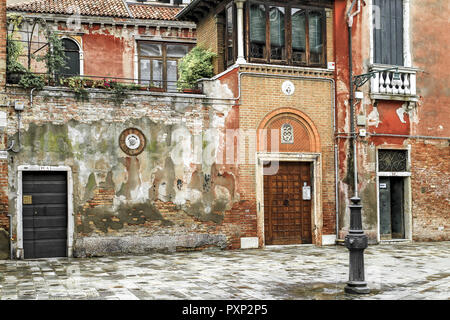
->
xmin=6 ymin=34 xmax=26 ymax=79
xmin=18 ymin=71 xmax=45 ymax=90
xmin=67 ymin=76 xmax=89 ymax=101
xmin=109 ymin=81 xmax=129 ymax=106
xmin=6 ymin=15 xmax=26 ymax=82
xmin=177 ymin=46 xmax=216 ymax=90
xmin=35 ymin=30 xmax=68 ymax=80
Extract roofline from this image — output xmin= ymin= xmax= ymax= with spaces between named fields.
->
xmin=175 ymin=0 xmax=203 ymax=20
xmin=6 ymin=10 xmax=197 ymax=28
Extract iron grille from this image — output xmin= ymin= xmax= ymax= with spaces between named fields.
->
xmin=378 ymin=150 xmax=408 ymax=172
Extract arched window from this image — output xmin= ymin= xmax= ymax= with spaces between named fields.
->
xmin=61 ymin=38 xmax=80 ymax=76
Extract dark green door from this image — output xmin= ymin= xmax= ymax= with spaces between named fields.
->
xmin=379 ymin=177 xmax=405 ymax=240
xmin=23 ymin=171 xmax=68 ymax=259
xmin=379 ymin=177 xmax=391 ymax=238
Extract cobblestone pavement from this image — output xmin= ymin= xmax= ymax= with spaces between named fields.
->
xmin=0 ymin=242 xmax=448 ymax=300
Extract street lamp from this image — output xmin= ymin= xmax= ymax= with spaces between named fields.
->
xmin=344 ymin=66 xmax=399 ymax=295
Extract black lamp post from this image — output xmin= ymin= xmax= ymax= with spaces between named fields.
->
xmin=344 ymin=66 xmax=399 ymax=295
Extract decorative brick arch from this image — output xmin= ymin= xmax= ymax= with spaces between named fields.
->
xmin=257 ymin=108 xmax=321 ymax=153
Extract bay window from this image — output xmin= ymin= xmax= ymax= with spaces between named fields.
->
xmin=246 ymin=2 xmax=326 ymax=67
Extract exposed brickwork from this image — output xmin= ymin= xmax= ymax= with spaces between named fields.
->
xmin=0 ymin=0 xmax=9 ymax=233
xmin=411 ymin=140 xmax=450 ymax=241
xmin=196 ymin=11 xmax=223 ymax=75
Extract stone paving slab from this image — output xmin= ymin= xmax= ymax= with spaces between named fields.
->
xmin=0 ymin=241 xmax=448 ymax=300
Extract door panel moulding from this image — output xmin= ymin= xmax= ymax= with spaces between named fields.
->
xmin=16 ymin=165 xmax=74 ymax=259
xmin=256 ymin=152 xmax=325 ymax=246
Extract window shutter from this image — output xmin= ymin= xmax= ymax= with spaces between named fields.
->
xmin=373 ymin=0 xmax=404 ymax=66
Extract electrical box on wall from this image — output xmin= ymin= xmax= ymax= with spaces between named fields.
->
xmin=14 ymin=101 xmax=25 ymax=111
xmin=355 ymin=91 xmax=364 ymax=99
xmin=359 ymin=129 xmax=367 ymax=137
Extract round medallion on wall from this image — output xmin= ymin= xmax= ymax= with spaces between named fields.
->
xmin=282 ymin=80 xmax=295 ymax=96
xmin=119 ymin=128 xmax=146 ymax=156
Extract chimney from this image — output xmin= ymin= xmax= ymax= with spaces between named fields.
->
xmin=0 ymin=0 xmax=6 ymax=87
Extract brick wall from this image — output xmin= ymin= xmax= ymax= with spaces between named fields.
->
xmin=0 ymin=0 xmax=9 ymax=233
xmin=0 ymin=0 xmax=5 ymax=86
xmin=196 ymin=11 xmax=223 ymax=75
xmin=411 ymin=140 xmax=450 ymax=241
xmin=233 ymin=65 xmax=336 ymax=244
xmin=4 ymin=85 xmax=248 ymax=256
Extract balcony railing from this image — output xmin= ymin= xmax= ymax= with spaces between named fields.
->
xmin=6 ymin=72 xmax=203 ymax=95
xmin=370 ymin=64 xmax=419 ymax=102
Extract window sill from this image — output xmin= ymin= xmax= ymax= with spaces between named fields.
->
xmin=238 ymin=62 xmax=334 ymax=77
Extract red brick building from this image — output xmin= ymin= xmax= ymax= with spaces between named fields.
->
xmin=334 ymin=0 xmax=449 ymax=243
xmin=0 ymin=0 xmax=448 ymax=260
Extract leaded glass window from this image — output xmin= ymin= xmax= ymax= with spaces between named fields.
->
xmin=378 ymin=150 xmax=408 ymax=172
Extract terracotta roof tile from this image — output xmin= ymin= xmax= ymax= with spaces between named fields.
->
xmin=7 ymin=0 xmax=182 ymax=20
xmin=129 ymin=4 xmax=181 ymax=21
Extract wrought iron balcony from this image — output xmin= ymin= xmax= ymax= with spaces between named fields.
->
xmin=369 ymin=64 xmax=419 ymax=102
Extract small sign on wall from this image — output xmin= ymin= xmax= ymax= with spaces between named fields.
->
xmin=302 ymin=182 xmax=311 ymax=200
xmin=0 ymin=151 xmax=7 ymax=159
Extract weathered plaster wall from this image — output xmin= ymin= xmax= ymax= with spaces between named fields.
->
xmin=5 ymin=85 xmax=245 ymax=257
xmin=335 ymin=0 xmax=449 ymax=242
xmin=10 ymin=15 xmax=196 ymax=80
xmin=411 ymin=0 xmax=450 ymax=138
xmin=0 ymin=0 xmax=9 ymax=258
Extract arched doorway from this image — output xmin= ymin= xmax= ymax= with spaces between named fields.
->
xmin=256 ymin=108 xmax=322 ymax=246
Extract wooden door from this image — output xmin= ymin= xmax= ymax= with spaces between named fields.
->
xmin=263 ymin=162 xmax=312 ymax=245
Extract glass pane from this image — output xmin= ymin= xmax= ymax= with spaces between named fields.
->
xmin=167 ymin=44 xmax=189 ymax=58
xmin=309 ymin=12 xmax=323 ymax=64
xmin=292 ymin=8 xmax=306 ymax=63
xmin=167 ymin=60 xmax=177 ymax=92
xmin=269 ymin=6 xmax=285 ymax=60
xmin=250 ymin=4 xmax=266 ymax=59
xmin=227 ymin=6 xmax=233 ymax=37
xmin=139 ymin=43 xmax=162 ymax=56
xmin=152 ymin=60 xmax=163 ymax=88
xmin=226 ymin=5 xmax=234 ymax=63
xmin=139 ymin=59 xmax=151 ymax=85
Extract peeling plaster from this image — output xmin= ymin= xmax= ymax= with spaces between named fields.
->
xmin=367 ymin=105 xmax=381 ymax=127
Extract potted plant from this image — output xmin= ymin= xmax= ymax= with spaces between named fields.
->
xmin=6 ymin=32 xmax=26 ymax=84
xmin=177 ymin=45 xmax=216 ymax=93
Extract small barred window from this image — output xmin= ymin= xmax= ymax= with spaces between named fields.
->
xmin=378 ymin=149 xmax=408 ymax=172
xmin=281 ymin=123 xmax=294 ymax=144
